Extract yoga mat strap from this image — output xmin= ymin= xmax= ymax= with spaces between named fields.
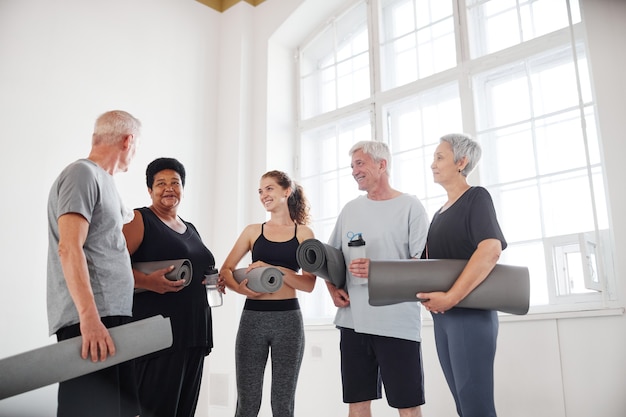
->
xmin=0 ymin=315 xmax=173 ymax=400
xmin=368 ymin=259 xmax=530 ymax=315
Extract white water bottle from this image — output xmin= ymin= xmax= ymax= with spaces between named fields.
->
xmin=204 ymin=268 xmax=223 ymax=307
xmin=348 ymin=234 xmax=367 ymax=285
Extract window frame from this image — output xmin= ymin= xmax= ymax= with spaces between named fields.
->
xmin=294 ymin=0 xmax=619 ymax=325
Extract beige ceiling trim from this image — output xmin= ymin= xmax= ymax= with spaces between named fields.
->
xmin=195 ymin=0 xmax=266 ymax=12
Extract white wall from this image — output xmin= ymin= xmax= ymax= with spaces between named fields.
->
xmin=1 ymin=0 xmax=625 ymax=416
xmin=0 ymin=0 xmax=219 ymax=415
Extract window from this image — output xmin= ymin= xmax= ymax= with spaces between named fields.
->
xmin=299 ymin=1 xmax=370 ymax=119
xmin=544 ymin=230 xmax=614 ymax=304
xmin=379 ymin=0 xmax=456 ymax=90
xmin=296 ymin=0 xmax=615 ymax=324
xmin=298 ymin=112 xmax=370 ymax=324
xmin=466 ymin=0 xmax=582 ymax=58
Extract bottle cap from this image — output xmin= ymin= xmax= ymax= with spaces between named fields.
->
xmin=348 ymin=234 xmax=365 ymax=247
xmin=204 ymin=267 xmax=218 ymax=275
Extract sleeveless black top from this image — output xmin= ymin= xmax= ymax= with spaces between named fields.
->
xmin=131 ymin=207 xmax=215 ymax=353
xmin=252 ymin=222 xmax=300 ymax=271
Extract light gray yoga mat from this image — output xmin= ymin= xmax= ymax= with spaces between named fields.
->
xmin=0 ymin=315 xmax=172 ymax=400
xmin=133 ymin=258 xmax=193 ymax=287
xmin=233 ymin=267 xmax=284 ymax=293
xmin=296 ymin=238 xmax=346 ymax=289
xmin=368 ymin=260 xmax=530 ymax=315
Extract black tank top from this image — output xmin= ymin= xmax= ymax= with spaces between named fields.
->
xmin=252 ymin=222 xmax=300 ymax=271
xmin=131 ymin=207 xmax=215 ymax=351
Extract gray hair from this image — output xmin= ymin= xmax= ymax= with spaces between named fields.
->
xmin=440 ymin=133 xmax=481 ymax=177
xmin=92 ymin=110 xmax=142 ymax=146
xmin=349 ymin=140 xmax=392 ymax=173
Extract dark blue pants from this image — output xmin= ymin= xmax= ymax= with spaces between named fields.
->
xmin=432 ymin=308 xmax=498 ymax=417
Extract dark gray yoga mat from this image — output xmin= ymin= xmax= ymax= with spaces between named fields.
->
xmin=133 ymin=258 xmax=193 ymax=287
xmin=296 ymin=239 xmax=346 ymax=289
xmin=368 ymin=260 xmax=530 ymax=315
xmin=233 ymin=267 xmax=284 ymax=293
xmin=0 ymin=315 xmax=173 ymax=400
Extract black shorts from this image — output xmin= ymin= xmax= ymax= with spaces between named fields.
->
xmin=339 ymin=327 xmax=425 ymax=409
xmin=56 ymin=316 xmax=140 ymax=417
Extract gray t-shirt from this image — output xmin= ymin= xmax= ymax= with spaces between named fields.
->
xmin=329 ymin=193 xmax=428 ymax=342
xmin=47 ymin=159 xmax=134 ymax=335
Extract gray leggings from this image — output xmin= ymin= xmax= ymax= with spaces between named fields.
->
xmin=235 ymin=299 xmax=304 ymax=417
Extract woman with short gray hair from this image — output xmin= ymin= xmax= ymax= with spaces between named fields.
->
xmin=417 ymin=133 xmax=507 ymax=417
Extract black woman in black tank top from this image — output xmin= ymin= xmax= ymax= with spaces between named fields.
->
xmin=122 ymin=158 xmax=218 ymax=417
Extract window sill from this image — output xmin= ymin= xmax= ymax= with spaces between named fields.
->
xmin=304 ymin=305 xmax=625 ymax=329
xmin=421 ymin=305 xmax=625 ymax=325
xmin=498 ymin=305 xmax=624 ymax=322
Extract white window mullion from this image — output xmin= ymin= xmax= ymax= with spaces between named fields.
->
xmin=369 ymin=0 xmax=385 ymax=142
xmin=455 ymin=0 xmax=477 ymax=161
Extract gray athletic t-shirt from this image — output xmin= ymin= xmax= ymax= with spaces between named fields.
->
xmin=47 ymin=159 xmax=134 ymax=335
xmin=329 ymin=194 xmax=428 ymax=342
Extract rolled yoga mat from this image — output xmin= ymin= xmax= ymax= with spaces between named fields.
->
xmin=296 ymin=238 xmax=346 ymax=288
xmin=233 ymin=267 xmax=284 ymax=293
xmin=368 ymin=259 xmax=530 ymax=315
xmin=133 ymin=258 xmax=193 ymax=287
xmin=0 ymin=315 xmax=173 ymax=400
